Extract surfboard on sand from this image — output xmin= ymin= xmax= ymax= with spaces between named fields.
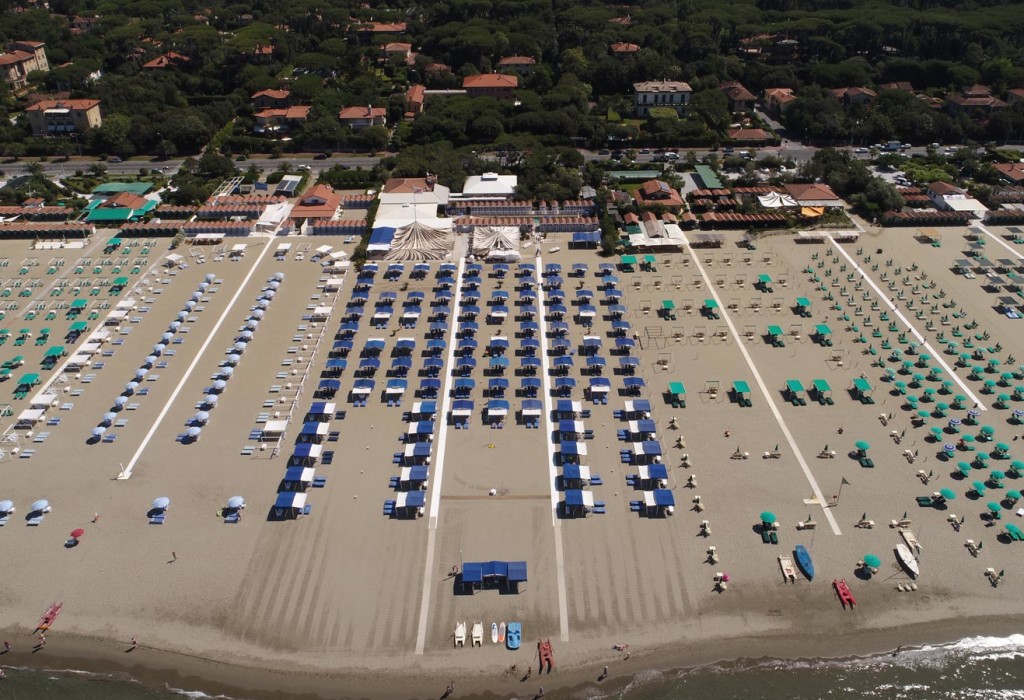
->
xmin=498 ymin=621 xmax=506 ymax=644
xmin=491 ymin=622 xmax=498 ymax=643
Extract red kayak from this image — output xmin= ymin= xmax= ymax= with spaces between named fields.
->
xmin=34 ymin=602 xmax=63 ymax=633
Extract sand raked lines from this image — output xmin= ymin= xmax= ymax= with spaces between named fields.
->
xmin=688 ymin=246 xmax=842 ymax=536
xmin=825 ymin=235 xmax=986 ymax=411
xmin=534 ymin=254 xmax=571 ymax=643
xmin=118 ymin=236 xmax=276 ymax=479
xmin=414 ymin=257 xmax=464 ymax=655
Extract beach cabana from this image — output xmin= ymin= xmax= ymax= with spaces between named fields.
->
xmin=451 ymin=400 xmax=474 ymax=428
xmin=732 ymin=380 xmax=752 ymax=407
xmin=563 ymin=489 xmax=596 ymax=517
xmin=669 ymin=382 xmax=688 ymax=408
xmin=623 ymin=399 xmax=652 ymax=419
xmin=521 ymin=399 xmax=543 ymax=427
xmin=273 ymin=491 xmax=308 ymax=519
xmin=555 ymin=400 xmax=584 ymax=419
xmin=643 ymin=489 xmax=675 ymax=517
xmin=852 ymin=378 xmax=874 ymax=404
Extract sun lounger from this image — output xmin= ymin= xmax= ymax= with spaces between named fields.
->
xmin=383 ymin=499 xmax=396 ymax=516
xmin=761 ymin=530 xmax=771 ymax=544
xmin=454 ymin=621 xmax=466 ymax=648
xmin=224 ymin=513 xmax=240 ymax=524
xmin=149 ymin=514 xmax=165 ymax=525
xmin=27 ymin=515 xmax=43 ymax=526
xmin=769 ymin=531 xmax=779 ymax=545
xmin=471 ymin=622 xmax=483 ymax=647
xmin=312 ymin=476 xmax=327 ymax=488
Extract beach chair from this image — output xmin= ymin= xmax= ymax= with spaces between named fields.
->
xmin=149 ymin=514 xmax=165 ymax=525
xmin=383 ymin=499 xmax=396 ymax=516
xmin=302 ymin=504 xmax=312 ymax=516
xmin=471 ymin=622 xmax=483 ymax=647
xmin=589 ymin=475 xmax=603 ymax=486
xmin=769 ymin=531 xmax=779 ymax=545
xmin=455 ymin=621 xmax=467 ymax=648
xmin=224 ymin=512 xmax=240 ymax=524
xmin=629 ymin=500 xmax=642 ymax=512
xmin=312 ymin=476 xmax=327 ymax=488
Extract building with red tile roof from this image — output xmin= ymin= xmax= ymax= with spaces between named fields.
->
xmin=142 ymin=52 xmax=191 ymax=70
xmin=291 ymin=184 xmax=343 ymax=220
xmin=338 ymin=105 xmax=387 ymax=129
xmin=610 ymin=42 xmax=640 ymax=55
xmin=634 ymin=179 xmax=685 ymax=210
xmin=0 ymin=41 xmax=48 ymax=90
xmin=720 ymin=81 xmax=756 ymax=112
xmin=251 ymin=89 xmax=291 ymax=110
xmin=463 ymin=73 xmax=518 ymax=98
xmin=25 ymin=98 xmax=102 ymax=135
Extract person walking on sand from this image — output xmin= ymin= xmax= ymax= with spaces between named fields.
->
xmin=624 ymin=650 xmax=631 ymax=660
xmin=92 ymin=513 xmax=99 ymax=523
xmin=172 ymin=551 xmax=177 ymax=562
xmin=131 ymin=637 xmax=137 ymax=650
xmin=3 ymin=641 xmax=10 ymax=653
xmin=599 ymin=665 xmax=608 ymax=681
xmin=37 ymin=634 xmax=45 ymax=648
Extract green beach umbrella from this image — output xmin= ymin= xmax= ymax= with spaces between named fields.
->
xmin=973 ymin=480 xmax=987 ymax=495
xmin=957 ymin=462 xmax=972 ymax=475
xmin=863 ymin=554 xmax=882 ymax=568
xmin=996 ymin=443 xmax=1010 ymax=453
xmin=991 ymin=470 xmax=1006 ymax=482
xmin=936 ymin=402 xmax=949 ymax=412
xmin=917 ymin=410 xmax=931 ymax=419
xmin=855 ymin=440 xmax=870 ymax=451
xmin=930 ymin=426 xmax=944 ymax=439
xmin=1005 ymin=523 xmax=1023 ymax=537
xmin=981 ymin=425 xmax=995 ymax=436
xmin=1007 ymin=490 xmax=1022 ymax=501
xmin=962 ymin=434 xmax=975 ymax=444
xmin=988 ymin=502 xmax=1003 ymax=514
xmin=760 ymin=511 xmax=777 ymax=524
xmin=977 ymin=452 xmax=991 ymax=463
xmin=940 ymin=488 xmax=957 ymax=500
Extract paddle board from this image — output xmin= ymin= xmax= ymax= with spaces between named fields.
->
xmin=498 ymin=621 xmax=506 ymax=644
xmin=491 ymin=622 xmax=498 ymax=643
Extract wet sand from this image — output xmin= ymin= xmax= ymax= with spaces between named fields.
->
xmin=1 ymin=219 xmax=1024 ymax=698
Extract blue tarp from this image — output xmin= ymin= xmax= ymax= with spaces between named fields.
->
xmin=369 ymin=227 xmax=396 ymax=246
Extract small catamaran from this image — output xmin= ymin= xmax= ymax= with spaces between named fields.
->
xmin=34 ymin=602 xmax=63 ymax=633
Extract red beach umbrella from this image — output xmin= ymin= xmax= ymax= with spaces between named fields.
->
xmin=70 ymin=528 xmax=85 ymax=539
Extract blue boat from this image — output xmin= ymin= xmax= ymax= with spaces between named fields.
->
xmin=506 ymin=621 xmax=522 ymax=650
xmin=794 ymin=545 xmax=815 ymax=580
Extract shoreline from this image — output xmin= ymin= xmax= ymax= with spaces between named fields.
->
xmin=5 ymin=613 xmax=1024 ymax=699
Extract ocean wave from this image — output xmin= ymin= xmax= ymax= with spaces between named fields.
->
xmin=164 ymin=684 xmax=238 ymax=700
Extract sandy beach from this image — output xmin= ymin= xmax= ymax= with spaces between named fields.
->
xmin=2 ymin=218 xmax=1024 ymax=698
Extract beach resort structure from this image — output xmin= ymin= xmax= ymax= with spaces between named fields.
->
xmin=4 ymin=165 xmax=1024 ymax=699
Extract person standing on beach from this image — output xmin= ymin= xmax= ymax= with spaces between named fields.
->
xmin=172 ymin=551 xmax=177 ymax=562
xmin=599 ymin=665 xmax=608 ymax=681
xmin=2 ymin=641 xmax=9 ymax=653
xmin=131 ymin=637 xmax=137 ymax=650
xmin=37 ymin=634 xmax=45 ymax=648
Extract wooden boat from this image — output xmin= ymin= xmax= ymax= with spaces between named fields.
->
xmin=794 ymin=545 xmax=814 ymax=580
xmin=538 ymin=639 xmax=555 ymax=672
xmin=778 ymin=555 xmax=796 ymax=583
xmin=34 ymin=602 xmax=63 ymax=633
xmin=506 ymin=622 xmax=521 ymax=650
xmin=895 ymin=543 xmax=920 ymax=579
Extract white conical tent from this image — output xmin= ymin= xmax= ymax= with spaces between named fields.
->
xmin=758 ymin=192 xmax=798 ymax=208
xmin=384 ymin=221 xmax=452 ymax=261
xmin=472 ymin=226 xmax=520 ymax=258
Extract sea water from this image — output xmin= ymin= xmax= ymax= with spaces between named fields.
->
xmin=1 ymin=635 xmax=1024 ymax=699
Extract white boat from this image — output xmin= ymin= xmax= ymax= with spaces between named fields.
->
xmin=895 ymin=543 xmax=920 ymax=579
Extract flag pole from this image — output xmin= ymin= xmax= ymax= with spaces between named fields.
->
xmin=833 ymin=476 xmax=850 ymax=506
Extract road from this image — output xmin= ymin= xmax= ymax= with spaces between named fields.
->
xmin=0 ymin=154 xmax=383 ymax=178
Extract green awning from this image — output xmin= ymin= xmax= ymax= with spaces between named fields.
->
xmin=643 ymin=254 xmax=656 ymax=264
xmin=16 ymin=372 xmax=39 ymax=387
xmin=760 ymin=511 xmax=777 ymax=524
xmin=668 ymin=381 xmax=685 ymax=396
xmin=68 ymin=321 xmax=88 ymax=331
xmin=734 ymin=380 xmax=750 ymax=395
xmin=620 ymin=255 xmax=637 ymax=265
xmin=816 ymin=324 xmax=832 ymax=336
xmin=661 ymin=300 xmax=676 ymax=310
xmin=853 ymin=377 xmax=872 ymax=393
xmin=786 ymin=379 xmax=804 ymax=394
xmin=758 ymin=274 xmax=773 ymax=283
xmin=113 ymin=276 xmax=129 ymax=286
xmin=704 ymin=299 xmax=719 ymax=309
xmin=796 ymin=297 xmax=811 ymax=307
xmin=70 ymin=299 xmax=87 ymax=308
xmin=812 ymin=379 xmax=831 ymax=393
xmin=767 ymin=325 xmax=783 ymax=336
xmin=107 ymin=237 xmax=122 ymax=247
xmin=44 ymin=346 xmax=65 ymax=358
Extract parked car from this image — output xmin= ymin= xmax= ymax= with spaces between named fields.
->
xmin=314 ymin=152 xmax=330 ymax=160
xmin=854 ymin=147 xmax=869 ymax=154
